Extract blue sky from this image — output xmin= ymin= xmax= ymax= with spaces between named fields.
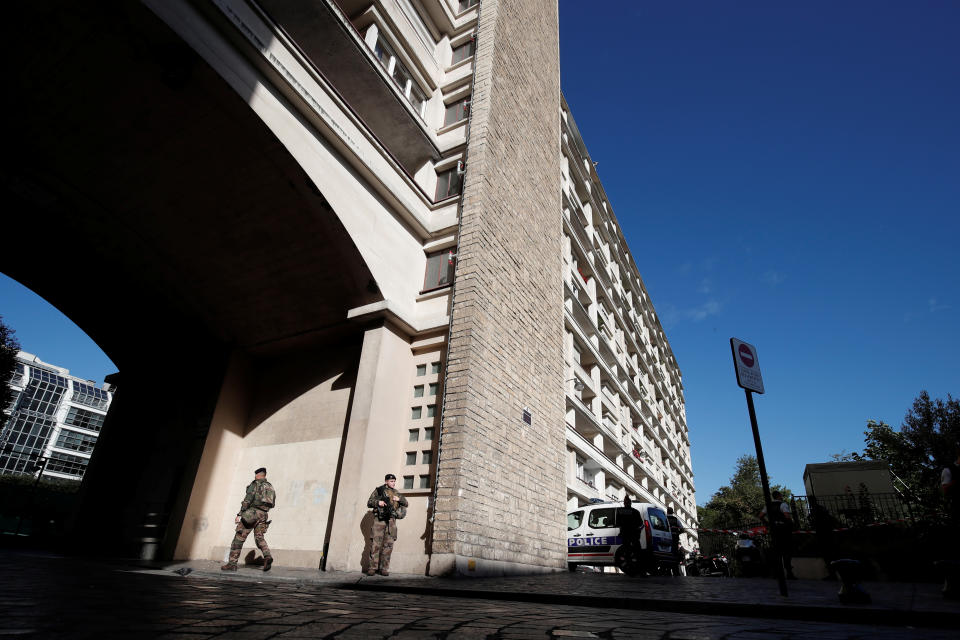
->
xmin=1 ymin=1 xmax=957 ymax=507
xmin=559 ymin=0 xmax=959 ymax=503
xmin=0 ymin=276 xmax=117 ymax=384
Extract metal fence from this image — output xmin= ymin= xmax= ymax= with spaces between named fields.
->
xmin=789 ymin=492 xmax=914 ymax=531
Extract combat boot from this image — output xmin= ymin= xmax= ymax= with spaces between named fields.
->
xmin=378 ymin=569 xmax=389 ymax=576
xmin=262 ymin=556 xmax=273 ymax=572
xmin=220 ymin=563 xmax=238 ymax=571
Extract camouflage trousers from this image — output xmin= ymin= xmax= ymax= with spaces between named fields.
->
xmin=368 ymin=518 xmax=397 ymax=572
xmin=227 ymin=510 xmax=271 ymax=565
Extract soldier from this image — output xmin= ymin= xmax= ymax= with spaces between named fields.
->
xmin=221 ymin=467 xmax=276 ymax=572
xmin=366 ymin=473 xmax=407 ymax=576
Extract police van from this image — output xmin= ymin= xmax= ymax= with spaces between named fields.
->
xmin=567 ymin=501 xmax=677 ymax=574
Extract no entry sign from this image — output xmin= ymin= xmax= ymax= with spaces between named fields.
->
xmin=730 ymin=338 xmax=764 ymax=394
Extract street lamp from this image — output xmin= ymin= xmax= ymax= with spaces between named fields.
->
xmin=565 ymin=378 xmax=585 ymax=392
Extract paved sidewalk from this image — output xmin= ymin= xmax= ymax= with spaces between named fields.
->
xmin=3 ymin=551 xmax=959 ymax=638
xmin=151 ymin=558 xmax=959 ymax=629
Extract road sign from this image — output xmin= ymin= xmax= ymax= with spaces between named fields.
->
xmin=730 ymin=338 xmax=764 ymax=394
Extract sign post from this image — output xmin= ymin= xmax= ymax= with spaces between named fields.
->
xmin=730 ymin=338 xmax=787 ymax=597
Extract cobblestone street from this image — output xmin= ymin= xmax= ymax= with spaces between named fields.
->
xmin=2 ymin=551 xmax=958 ymax=639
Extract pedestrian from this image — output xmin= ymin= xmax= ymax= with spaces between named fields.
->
xmin=666 ymin=507 xmax=684 ymax=575
xmin=942 ymin=444 xmax=960 ymax=531
xmin=618 ymin=496 xmax=642 ymax=546
xmin=221 ymin=467 xmax=276 ymax=572
xmin=366 ymin=473 xmax=408 ymax=576
xmin=759 ymin=490 xmax=795 ymax=579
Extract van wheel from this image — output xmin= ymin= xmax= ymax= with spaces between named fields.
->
xmin=614 ymin=545 xmax=643 ymax=577
xmin=568 ymin=563 xmax=577 ymax=572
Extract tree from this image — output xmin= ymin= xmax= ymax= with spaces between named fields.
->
xmin=853 ymin=391 xmax=959 ymax=516
xmin=697 ymin=454 xmax=793 ymax=529
xmin=0 ymin=316 xmax=21 ymax=413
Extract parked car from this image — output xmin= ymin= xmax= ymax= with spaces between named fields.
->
xmin=567 ymin=501 xmax=677 ymax=575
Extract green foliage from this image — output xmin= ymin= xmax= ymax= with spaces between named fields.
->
xmin=852 ymin=391 xmax=959 ymax=517
xmin=0 ymin=315 xmax=20 ymax=412
xmin=697 ymin=454 xmax=792 ymax=529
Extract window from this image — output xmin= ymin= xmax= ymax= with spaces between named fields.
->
xmin=435 ymin=167 xmax=462 ymax=201
xmin=0 ymin=414 xmax=54 ymax=475
xmin=405 ymin=452 xmax=417 ymax=465
xmin=424 ymin=427 xmax=435 ymax=441
xmin=452 ymin=39 xmax=475 ymax=65
xmin=408 ymin=429 xmax=419 ymax=442
xmin=372 ymin=36 xmax=426 ymax=118
xmin=575 ymin=455 xmax=585 ymax=480
xmin=421 ymin=450 xmax=433 ymax=464
xmin=567 ymin=510 xmax=583 ymax=531
xmin=424 ymin=248 xmax=456 ymax=289
xmin=416 ymin=364 xmax=427 ymax=376
xmin=392 ymin=62 xmax=411 ymax=93
xmin=648 ymin=509 xmax=670 ymax=532
xmin=431 ymin=362 xmax=441 ymax=374
xmin=429 ymin=383 xmax=438 ymax=396
xmin=458 ymin=0 xmax=479 ymax=12
xmin=373 ymin=36 xmax=394 ymax=65
xmin=419 ymin=475 xmax=431 ymax=489
xmin=72 ymin=382 xmax=109 ymax=410
xmin=426 ymin=404 xmax=436 ymax=418
xmin=444 ymin=96 xmax=470 ymax=126
xmin=414 ymin=385 xmax=424 ymax=398
xmin=16 ymin=368 xmax=68 ymax=415
xmin=54 ymin=429 xmax=98 ymax=454
xmin=587 ymin=508 xmax=617 ymax=529
xmin=45 ymin=451 xmax=89 ymax=478
xmin=403 ymin=476 xmax=414 ymax=490
xmin=411 ymin=407 xmax=422 ymax=419
xmin=408 ymin=82 xmax=427 ymax=117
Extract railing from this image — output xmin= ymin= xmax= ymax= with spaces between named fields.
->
xmin=791 ymin=492 xmax=914 ymax=530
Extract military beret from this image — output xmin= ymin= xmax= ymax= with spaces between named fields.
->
xmin=384 ymin=473 xmax=396 ymax=480
xmin=255 ymin=467 xmax=267 ymax=475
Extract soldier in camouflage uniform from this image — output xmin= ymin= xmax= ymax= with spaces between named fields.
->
xmin=366 ymin=473 xmax=407 ymax=576
xmin=221 ymin=467 xmax=276 ymax=572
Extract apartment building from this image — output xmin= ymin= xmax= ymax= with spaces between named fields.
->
xmin=0 ymin=352 xmax=113 ymax=482
xmin=560 ymin=102 xmax=697 ymax=551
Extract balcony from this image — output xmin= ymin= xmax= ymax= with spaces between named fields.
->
xmin=255 ymin=0 xmax=440 ymax=173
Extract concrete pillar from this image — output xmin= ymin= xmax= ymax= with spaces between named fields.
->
xmin=325 ymin=322 xmax=412 ymax=572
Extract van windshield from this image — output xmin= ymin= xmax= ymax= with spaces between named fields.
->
xmin=588 ymin=508 xmax=617 ymax=529
xmin=568 ymin=511 xmax=583 ymax=531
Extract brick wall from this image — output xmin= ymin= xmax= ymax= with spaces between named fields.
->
xmin=432 ymin=0 xmax=565 ymax=573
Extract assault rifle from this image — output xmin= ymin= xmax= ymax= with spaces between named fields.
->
xmin=375 ymin=485 xmax=394 ymax=521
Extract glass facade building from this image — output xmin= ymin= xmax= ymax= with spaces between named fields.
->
xmin=0 ymin=352 xmax=113 ymax=481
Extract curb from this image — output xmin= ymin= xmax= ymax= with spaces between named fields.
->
xmin=340 ymin=582 xmax=960 ymax=630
